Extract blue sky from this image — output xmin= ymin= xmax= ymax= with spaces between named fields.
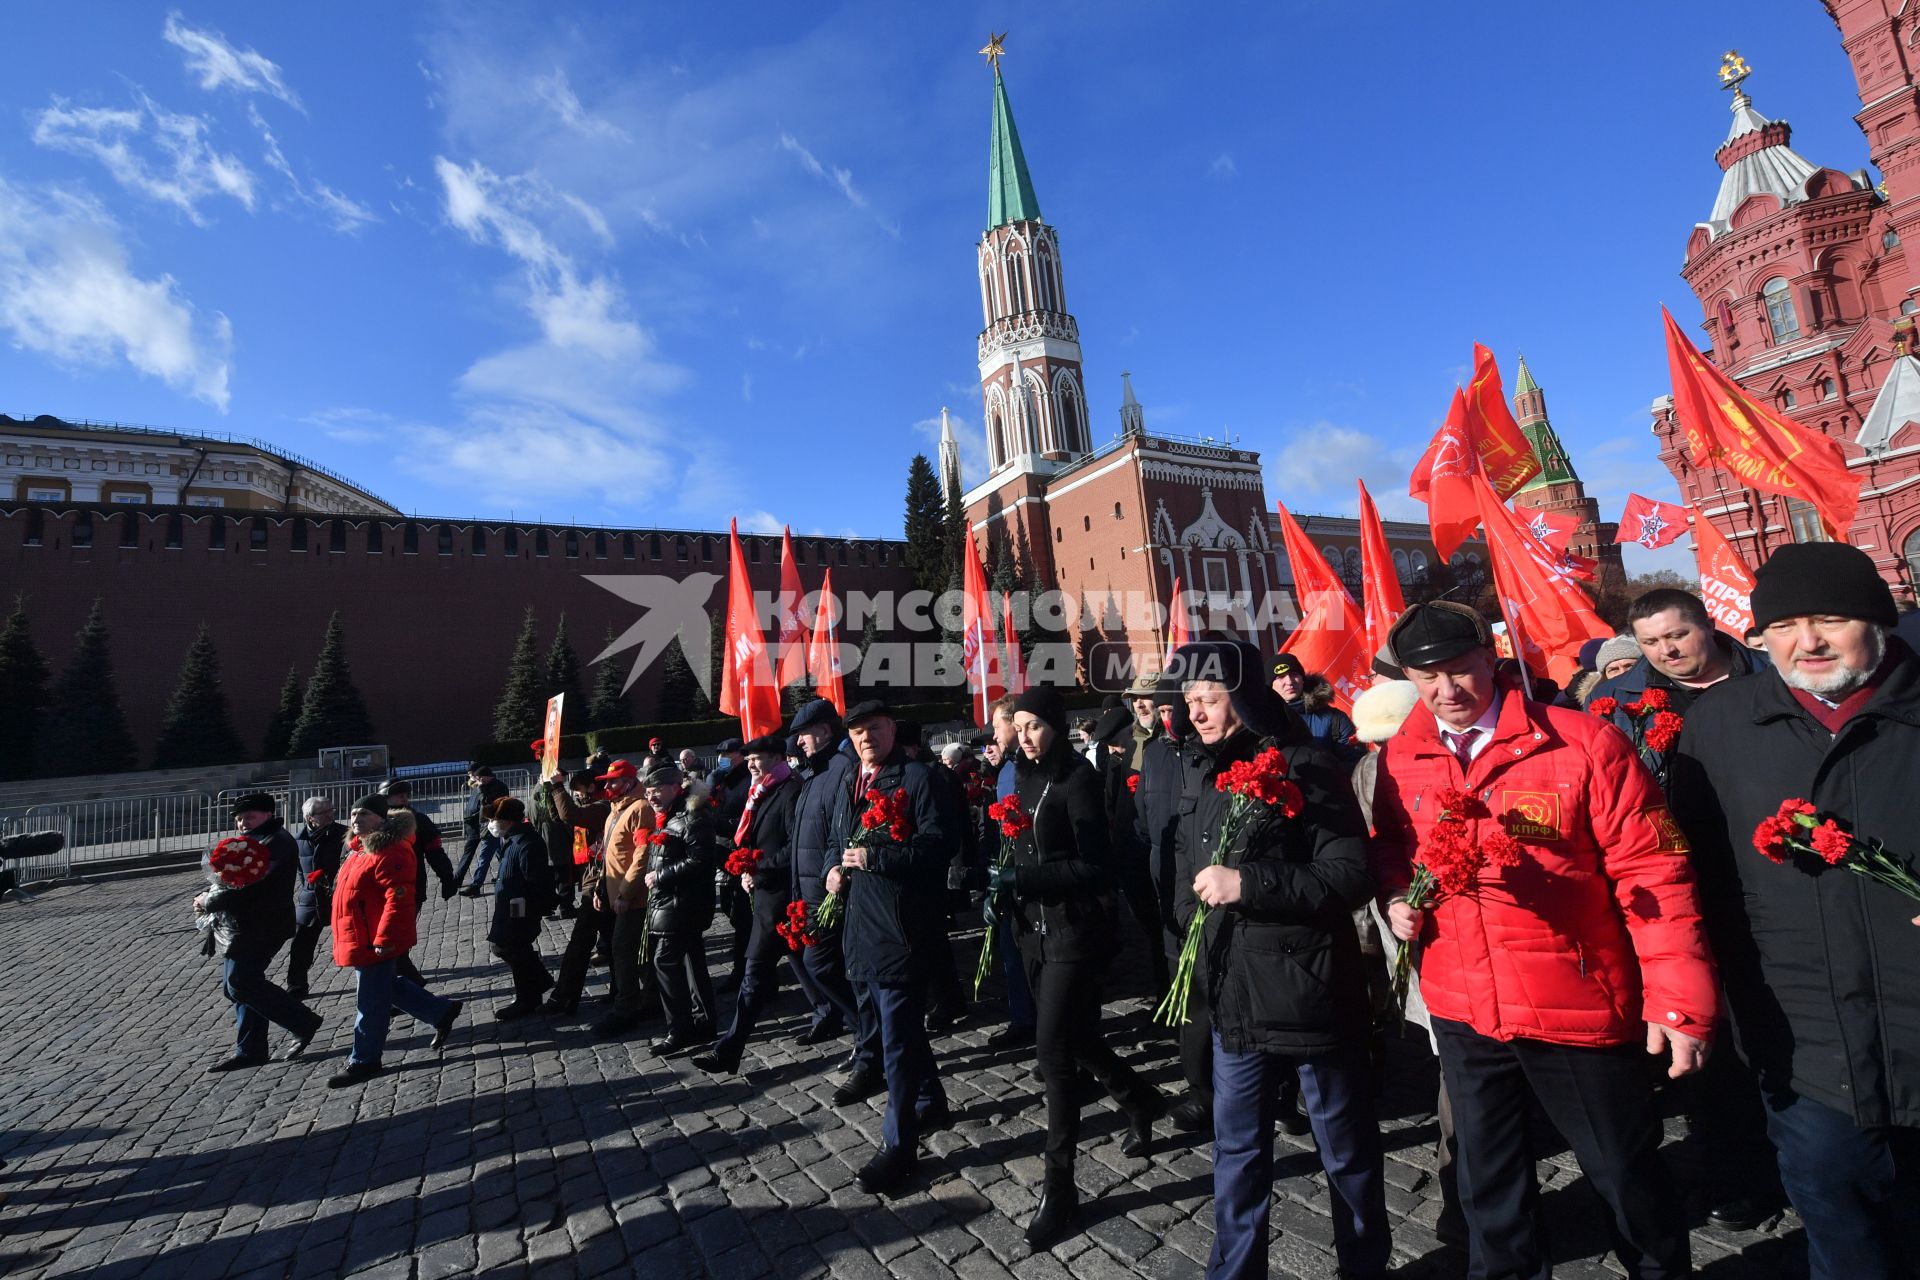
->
xmin=0 ymin=2 xmax=1872 ymax=574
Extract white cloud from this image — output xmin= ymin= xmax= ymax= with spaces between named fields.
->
xmin=163 ymin=11 xmax=304 ymax=112
xmin=34 ymin=95 xmax=255 ymax=224
xmin=1208 ymin=153 xmax=1237 ymax=179
xmin=739 ymin=511 xmax=782 ymax=536
xmin=0 ymin=179 xmax=232 ymax=409
xmin=533 ymin=69 xmax=630 ymax=142
xmin=741 ymin=372 xmax=753 ymax=401
xmin=1264 ymin=422 xmax=1426 ymax=521
xmin=248 ymin=106 xmax=377 ymax=233
xmin=778 ymin=130 xmax=898 ymax=237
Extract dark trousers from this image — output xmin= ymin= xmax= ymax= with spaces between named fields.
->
xmin=1678 ymin=1041 xmax=1782 ymax=1203
xmin=925 ymin=911 xmax=966 ymax=1015
xmin=1763 ymin=1088 xmax=1920 ymax=1280
xmin=286 ymin=916 xmax=325 ymax=993
xmin=1434 ymin=1018 xmax=1687 ymax=1280
xmin=1119 ymin=860 xmax=1170 ymax=991
xmin=610 ymin=908 xmax=651 ymax=1019
xmin=492 ymin=939 xmax=552 ymax=1004
xmin=222 ymin=954 xmax=317 ymax=1060
xmin=716 ymin=914 xmax=785 ymax=1051
xmin=553 ymin=893 xmax=608 ymax=1005
xmin=1175 ymin=938 xmax=1213 ymax=1109
xmin=652 ymin=926 xmax=715 ymax=1036
xmin=1026 ymin=951 xmax=1157 ymax=1176
xmin=725 ymin=879 xmax=752 ymax=971
xmin=1209 ymin=1036 xmax=1390 ymax=1280
xmin=1002 ymin=917 xmax=1035 ymax=1030
xmin=798 ymin=903 xmax=859 ymax=1033
xmin=861 ymin=980 xmax=946 ymax=1150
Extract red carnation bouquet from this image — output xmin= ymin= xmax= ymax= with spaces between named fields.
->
xmin=1390 ymin=789 xmax=1525 ymax=1013
xmin=1155 ymin=748 xmax=1304 ymax=1026
xmin=776 ymin=899 xmax=816 ymax=951
xmin=1126 ymin=774 xmax=1140 ymax=795
xmin=815 ymin=787 xmax=912 ymax=931
xmin=1752 ymin=798 xmax=1920 ymax=904
xmin=973 ymin=794 xmax=1036 ymax=997
xmin=208 ymin=835 xmax=274 ymax=889
xmin=1589 ymin=686 xmax=1686 ymax=758
xmin=724 ymin=847 xmax=762 ymax=878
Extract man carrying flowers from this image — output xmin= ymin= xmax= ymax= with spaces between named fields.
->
xmin=1168 ymin=639 xmax=1385 ymax=1280
xmin=1669 ymin=543 xmax=1920 ymax=1280
xmin=1371 ymin=602 xmax=1716 ymax=1280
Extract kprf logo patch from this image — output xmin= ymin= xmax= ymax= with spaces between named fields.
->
xmin=1501 ymin=790 xmax=1563 ymax=841
xmin=1643 ymin=805 xmax=1691 ymax=855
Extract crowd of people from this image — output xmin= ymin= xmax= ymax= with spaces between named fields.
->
xmin=187 ymin=541 xmax=1920 ymax=1280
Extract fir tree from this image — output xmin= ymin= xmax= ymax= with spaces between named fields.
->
xmin=39 ymin=598 xmax=138 ymax=776
xmin=545 ymin=612 xmax=583 ymax=713
xmin=902 ymin=454 xmax=951 ymax=597
xmin=152 ymin=623 xmax=246 ymax=767
xmin=261 ymin=666 xmax=302 ymax=760
xmin=0 ymin=595 xmax=51 ymax=781
xmin=492 ymin=607 xmax=547 ymax=743
xmin=658 ymin=636 xmax=713 ymax=722
xmin=585 ymin=626 xmax=632 ymax=730
xmin=288 ymin=612 xmax=375 ymax=756
xmin=851 ymin=614 xmax=881 ymax=699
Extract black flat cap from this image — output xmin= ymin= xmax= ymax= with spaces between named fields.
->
xmin=715 ymin=737 xmax=745 ymax=754
xmin=230 ymin=792 xmax=276 ymax=816
xmin=742 ymin=734 xmax=785 ymax=756
xmin=790 ymin=699 xmax=842 ymax=734
xmin=843 ymin=698 xmax=891 ymax=725
xmin=1387 ymin=602 xmax=1492 ymax=669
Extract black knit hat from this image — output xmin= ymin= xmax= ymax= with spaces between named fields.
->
xmin=1269 ymin=652 xmax=1306 ymax=682
xmin=229 ymin=792 xmax=276 ymax=817
xmin=1170 ymin=639 xmax=1305 ymax=743
xmin=350 ymin=793 xmax=390 ymax=817
xmin=1012 ymin=686 xmax=1069 ymax=736
xmin=1750 ymin=543 xmax=1898 ymax=632
xmin=742 ymin=734 xmax=785 ymax=756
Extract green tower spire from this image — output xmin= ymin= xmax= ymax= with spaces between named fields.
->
xmin=1513 ymin=356 xmax=1578 ymax=492
xmin=987 ymin=68 xmax=1043 ymax=230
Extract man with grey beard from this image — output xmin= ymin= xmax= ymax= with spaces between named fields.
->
xmin=1672 ymin=542 xmax=1920 ymax=1280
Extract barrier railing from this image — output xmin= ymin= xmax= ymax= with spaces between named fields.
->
xmin=2 ymin=811 xmax=71 ymax=882
xmin=2 ymin=768 xmax=534 ymax=873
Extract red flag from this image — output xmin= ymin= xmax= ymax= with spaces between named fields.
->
xmin=1409 ymin=387 xmax=1480 ymax=560
xmin=1355 ymin=480 xmax=1405 ymax=661
xmin=806 ymin=566 xmax=845 ymax=714
xmin=1470 ymin=476 xmax=1612 ymax=687
xmin=1615 ymin=494 xmax=1690 ymax=550
xmin=775 ymin=526 xmax=807 ymax=688
xmin=1465 ymin=343 xmax=1543 ymax=498
xmin=1274 ymin=500 xmax=1372 ymax=712
xmin=1001 ymin=591 xmax=1027 ymax=695
xmin=1662 ymin=306 xmax=1860 ymax=539
xmin=720 ymin=518 xmax=780 ymax=740
xmin=960 ymin=533 xmax=1005 ymax=726
xmin=1691 ymin=516 xmax=1756 ymax=638
xmin=1517 ymin=507 xmax=1576 ymax=555
xmin=1165 ymin=575 xmax=1192 ymax=665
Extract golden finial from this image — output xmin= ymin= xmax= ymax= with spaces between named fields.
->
xmin=1719 ymin=49 xmax=1751 ymax=91
xmin=980 ymin=32 xmax=1008 ymax=72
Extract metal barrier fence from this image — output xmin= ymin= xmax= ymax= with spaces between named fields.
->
xmin=1 ymin=768 xmax=534 ymax=874
xmin=2 ymin=811 xmax=72 ymax=882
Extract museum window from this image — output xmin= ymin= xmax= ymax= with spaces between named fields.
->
xmin=1820 ymin=377 xmax=1836 ymax=400
xmin=1782 ymin=390 xmax=1798 ymax=409
xmin=289 ymin=519 xmax=308 ymax=552
xmin=1886 ymin=230 xmax=1902 ymax=249
xmin=250 ymin=517 xmax=269 ymax=550
xmin=72 ymin=513 xmax=93 ymax=548
xmin=1762 ymin=277 xmax=1801 ymax=343
xmin=1904 ymin=525 xmax=1920 ymax=587
xmin=1786 ymin=498 xmax=1827 ymax=543
xmin=1905 ymin=299 xmax=1920 ymax=316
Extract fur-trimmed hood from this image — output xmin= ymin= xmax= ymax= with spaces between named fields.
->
xmin=1299 ymin=674 xmax=1336 ymax=715
xmin=361 ymin=808 xmax=417 ymax=853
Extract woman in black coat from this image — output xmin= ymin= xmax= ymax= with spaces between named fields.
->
xmin=287 ymin=796 xmax=348 ymax=998
xmin=694 ymin=735 xmax=803 ymax=1075
xmin=486 ymin=797 xmax=556 ymax=1018
xmin=993 ymin=687 xmax=1165 ymax=1249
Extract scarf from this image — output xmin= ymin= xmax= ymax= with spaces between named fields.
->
xmin=735 ymin=762 xmax=793 ymax=847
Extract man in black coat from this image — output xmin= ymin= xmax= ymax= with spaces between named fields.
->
xmin=1671 ymin=544 xmax=1920 ymax=1280
xmin=286 ymin=795 xmax=348 ymax=998
xmin=708 ymin=739 xmax=754 ymax=985
xmin=454 ymin=765 xmax=512 ymax=894
xmin=788 ymin=700 xmax=862 ymax=1050
xmin=198 ymin=793 xmax=322 ymax=1072
xmin=486 ymin=797 xmax=555 ymax=1018
xmin=1090 ymin=697 xmax=1170 ymax=994
xmin=825 ymin=699 xmax=952 ymax=1195
xmin=642 ymin=763 xmax=719 ymax=1055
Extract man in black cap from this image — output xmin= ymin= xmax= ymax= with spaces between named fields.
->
xmin=196 ymin=794 xmax=322 ymax=1071
xmin=1372 ymin=602 xmax=1717 ymax=1280
xmin=902 ymin=718 xmax=972 ymax=1034
xmin=639 ymin=761 xmax=718 ymax=1054
xmin=786 ymin=699 xmax=863 ymax=1049
xmin=826 ymin=698 xmax=952 ymax=1194
xmin=1671 ymin=543 xmax=1920 ymax=1280
xmin=1270 ymin=653 xmax=1363 ymax=765
xmin=1088 ymin=697 xmax=1169 ymax=995
xmin=453 ymin=764 xmax=511 ymax=895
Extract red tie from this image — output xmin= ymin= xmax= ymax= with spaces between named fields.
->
xmin=1447 ymin=728 xmax=1480 ymax=772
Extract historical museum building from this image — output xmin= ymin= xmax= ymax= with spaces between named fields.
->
xmin=1653 ymin=14 xmax=1920 ymax=599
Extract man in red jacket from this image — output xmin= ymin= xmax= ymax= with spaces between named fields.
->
xmin=1370 ymin=602 xmax=1718 ymax=1280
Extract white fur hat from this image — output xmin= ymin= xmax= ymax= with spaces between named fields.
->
xmin=1351 ymin=680 xmax=1419 ymax=743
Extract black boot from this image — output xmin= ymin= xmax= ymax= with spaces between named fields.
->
xmin=1120 ymin=1091 xmax=1166 ymax=1159
xmin=1025 ymin=1173 xmax=1079 ymax=1249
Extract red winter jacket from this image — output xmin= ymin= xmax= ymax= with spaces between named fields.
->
xmin=1369 ymin=678 xmax=1718 ymax=1047
xmin=330 ymin=811 xmax=419 ymax=968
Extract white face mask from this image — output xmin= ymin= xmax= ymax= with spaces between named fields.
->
xmin=486 ymin=820 xmax=507 ymax=838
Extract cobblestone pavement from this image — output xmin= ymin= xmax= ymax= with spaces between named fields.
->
xmin=1 ymin=872 xmax=1808 ymax=1279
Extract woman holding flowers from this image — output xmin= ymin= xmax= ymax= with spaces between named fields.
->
xmin=1166 ymin=640 xmax=1384 ymax=1280
xmin=997 ymin=687 xmax=1165 ymax=1249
